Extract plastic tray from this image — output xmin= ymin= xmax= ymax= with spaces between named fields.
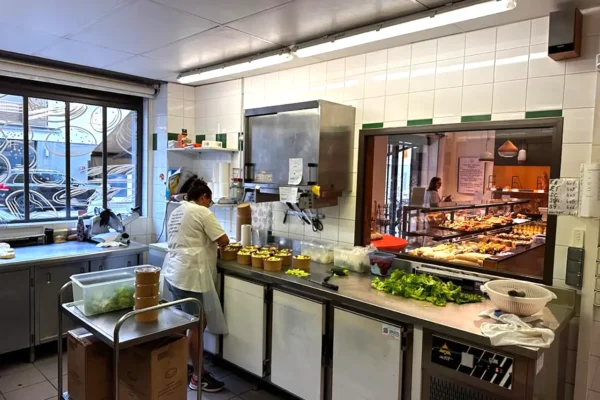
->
xmin=301 ymin=240 xmax=334 ymax=264
xmin=71 ymin=266 xmax=154 ymax=316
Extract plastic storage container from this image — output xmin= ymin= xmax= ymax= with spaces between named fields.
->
xmin=368 ymin=252 xmax=395 ymax=276
xmin=333 ymin=246 xmax=374 ymax=273
xmin=71 ymin=266 xmax=145 ymax=316
xmin=301 ymin=240 xmax=334 ymax=264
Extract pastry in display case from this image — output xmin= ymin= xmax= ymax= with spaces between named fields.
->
xmin=400 ymin=199 xmax=547 ymax=280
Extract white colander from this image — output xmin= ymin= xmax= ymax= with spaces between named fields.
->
xmin=480 ymin=280 xmax=557 ymax=317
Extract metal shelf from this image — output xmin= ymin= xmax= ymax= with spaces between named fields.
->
xmin=57 ymin=281 xmax=204 ymax=400
xmin=402 ymin=199 xmax=530 ymax=214
xmin=167 ymin=147 xmax=239 ymax=155
xmin=61 ymin=302 xmax=198 ymax=349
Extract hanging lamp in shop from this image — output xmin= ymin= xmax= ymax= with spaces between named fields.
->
xmin=478 ymin=131 xmax=494 ymax=162
xmin=498 ymin=140 xmax=518 ymax=158
xmin=518 ymin=145 xmax=527 ymax=164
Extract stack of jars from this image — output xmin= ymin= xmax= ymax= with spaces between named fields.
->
xmin=134 ymin=266 xmax=161 ymax=322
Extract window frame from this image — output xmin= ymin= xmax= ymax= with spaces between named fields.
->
xmin=0 ymin=76 xmax=144 ymax=223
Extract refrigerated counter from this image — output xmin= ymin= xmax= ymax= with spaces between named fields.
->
xmin=216 ymin=257 xmax=575 ymax=400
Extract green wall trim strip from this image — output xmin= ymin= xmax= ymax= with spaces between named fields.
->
xmin=407 ymin=119 xmax=433 ymax=126
xmin=461 ymin=115 xmax=492 ymax=122
xmin=525 ymin=110 xmax=562 ymax=119
xmin=362 ymin=122 xmax=384 ymax=129
xmin=196 ymin=134 xmax=206 ymax=144
xmin=167 ymin=133 xmax=178 ymax=141
xmin=216 ymin=133 xmax=227 ymax=148
xmin=152 ymin=133 xmax=157 ymax=151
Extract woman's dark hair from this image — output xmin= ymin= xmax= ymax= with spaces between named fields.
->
xmin=186 ymin=178 xmax=212 ymax=201
xmin=427 ymin=177 xmax=441 ymax=191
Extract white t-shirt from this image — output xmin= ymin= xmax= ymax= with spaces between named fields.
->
xmin=163 ymin=201 xmax=226 ymax=293
xmin=424 ymin=190 xmax=441 ymax=206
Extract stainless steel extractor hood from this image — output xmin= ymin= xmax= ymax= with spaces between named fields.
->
xmin=243 ymin=100 xmax=355 ymax=208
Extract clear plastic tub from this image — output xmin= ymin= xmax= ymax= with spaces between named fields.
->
xmin=369 ymin=252 xmax=395 ymax=276
xmin=71 ymin=266 xmax=148 ymax=316
xmin=301 ymin=240 xmax=334 ymax=264
xmin=333 ymin=246 xmax=373 ymax=273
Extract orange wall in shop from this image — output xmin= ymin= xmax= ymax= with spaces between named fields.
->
xmin=492 ymin=166 xmax=550 ymax=189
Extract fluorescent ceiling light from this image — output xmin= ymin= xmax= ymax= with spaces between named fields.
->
xmin=178 ymin=53 xmax=293 ymax=84
xmin=295 ymin=0 xmax=517 ymax=58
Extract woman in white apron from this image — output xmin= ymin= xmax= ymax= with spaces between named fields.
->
xmin=162 ymin=178 xmax=229 ymax=393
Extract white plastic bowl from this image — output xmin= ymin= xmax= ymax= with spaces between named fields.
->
xmin=480 ymin=280 xmax=556 ymax=316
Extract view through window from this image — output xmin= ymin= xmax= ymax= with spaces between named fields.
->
xmin=0 ymin=88 xmax=141 ymax=222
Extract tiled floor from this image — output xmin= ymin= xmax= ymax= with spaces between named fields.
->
xmin=0 ymin=349 xmax=288 ymax=400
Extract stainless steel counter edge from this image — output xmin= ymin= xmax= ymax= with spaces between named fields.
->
xmin=218 ymin=259 xmax=574 ymax=359
xmin=0 ymin=242 xmax=148 ymax=270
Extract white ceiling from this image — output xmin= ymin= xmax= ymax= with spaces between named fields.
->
xmin=1 ymin=0 xmax=599 ymax=85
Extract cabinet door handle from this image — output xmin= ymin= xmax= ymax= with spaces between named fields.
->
xmin=47 ymin=273 xmax=51 ymax=284
xmin=80 ymin=267 xmax=85 ymax=273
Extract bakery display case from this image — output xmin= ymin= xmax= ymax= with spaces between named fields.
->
xmin=397 ymin=199 xmax=547 ymax=280
xmin=394 ymin=199 xmax=546 ymax=279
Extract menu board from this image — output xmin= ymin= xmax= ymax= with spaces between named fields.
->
xmin=548 ymin=178 xmax=579 ymax=216
xmin=458 ymin=157 xmax=485 ymax=195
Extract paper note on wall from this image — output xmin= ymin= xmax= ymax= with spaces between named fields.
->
xmin=548 ymin=178 xmax=579 ymax=216
xmin=580 ymin=163 xmax=600 ymax=218
xmin=288 ymin=158 xmax=303 ymax=185
xmin=279 ymin=187 xmax=299 ymax=203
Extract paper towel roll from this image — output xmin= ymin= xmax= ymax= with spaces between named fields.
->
xmin=207 ymin=182 xmax=216 ymax=199
xmin=241 ymin=224 xmax=252 ymax=246
xmin=216 ymin=183 xmax=229 ymax=200
xmin=212 ymin=164 xmax=220 ymax=182
xmin=218 ymin=162 xmax=231 ymax=185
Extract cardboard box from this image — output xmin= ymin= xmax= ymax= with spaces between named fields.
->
xmin=118 ymin=335 xmax=187 ymax=400
xmin=68 ymin=328 xmax=113 ymax=400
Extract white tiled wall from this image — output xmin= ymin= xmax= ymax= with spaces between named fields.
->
xmin=186 ymin=12 xmax=600 ymax=397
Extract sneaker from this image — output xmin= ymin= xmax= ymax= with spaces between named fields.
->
xmin=200 ymin=372 xmax=225 ymax=393
xmin=189 ymin=373 xmax=199 ymax=391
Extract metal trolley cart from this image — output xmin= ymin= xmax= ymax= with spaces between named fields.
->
xmin=57 ymin=281 xmax=204 ymax=400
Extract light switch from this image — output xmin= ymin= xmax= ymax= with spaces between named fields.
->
xmin=566 ymin=247 xmax=584 ymax=288
xmin=573 ymin=229 xmax=585 ymax=248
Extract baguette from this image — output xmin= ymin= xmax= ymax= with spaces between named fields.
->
xmin=451 ymin=259 xmax=480 ymax=267
xmin=455 ymin=253 xmax=489 ymax=263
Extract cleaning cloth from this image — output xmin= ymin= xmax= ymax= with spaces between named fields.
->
xmin=479 ymin=309 xmax=555 ymax=348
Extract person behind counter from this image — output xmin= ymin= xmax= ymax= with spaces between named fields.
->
xmin=424 ymin=177 xmax=453 ymax=206
xmin=163 ymin=178 xmax=229 ymax=393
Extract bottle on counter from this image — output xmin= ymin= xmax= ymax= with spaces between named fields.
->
xmin=76 ymin=216 xmax=85 ymax=242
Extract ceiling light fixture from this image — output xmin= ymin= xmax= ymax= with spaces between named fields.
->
xmin=295 ymin=0 xmax=517 ymax=58
xmin=178 ymin=52 xmax=294 ymax=84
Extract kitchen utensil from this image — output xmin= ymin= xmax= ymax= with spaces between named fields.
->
xmin=308 ymin=278 xmax=339 ymax=291
xmin=480 ymin=280 xmax=556 ymax=316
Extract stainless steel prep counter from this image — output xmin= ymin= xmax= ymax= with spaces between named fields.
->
xmin=0 ymin=241 xmax=148 ymax=270
xmin=218 ymin=258 xmax=574 ymax=360
xmin=0 ymin=241 xmax=148 ymax=360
